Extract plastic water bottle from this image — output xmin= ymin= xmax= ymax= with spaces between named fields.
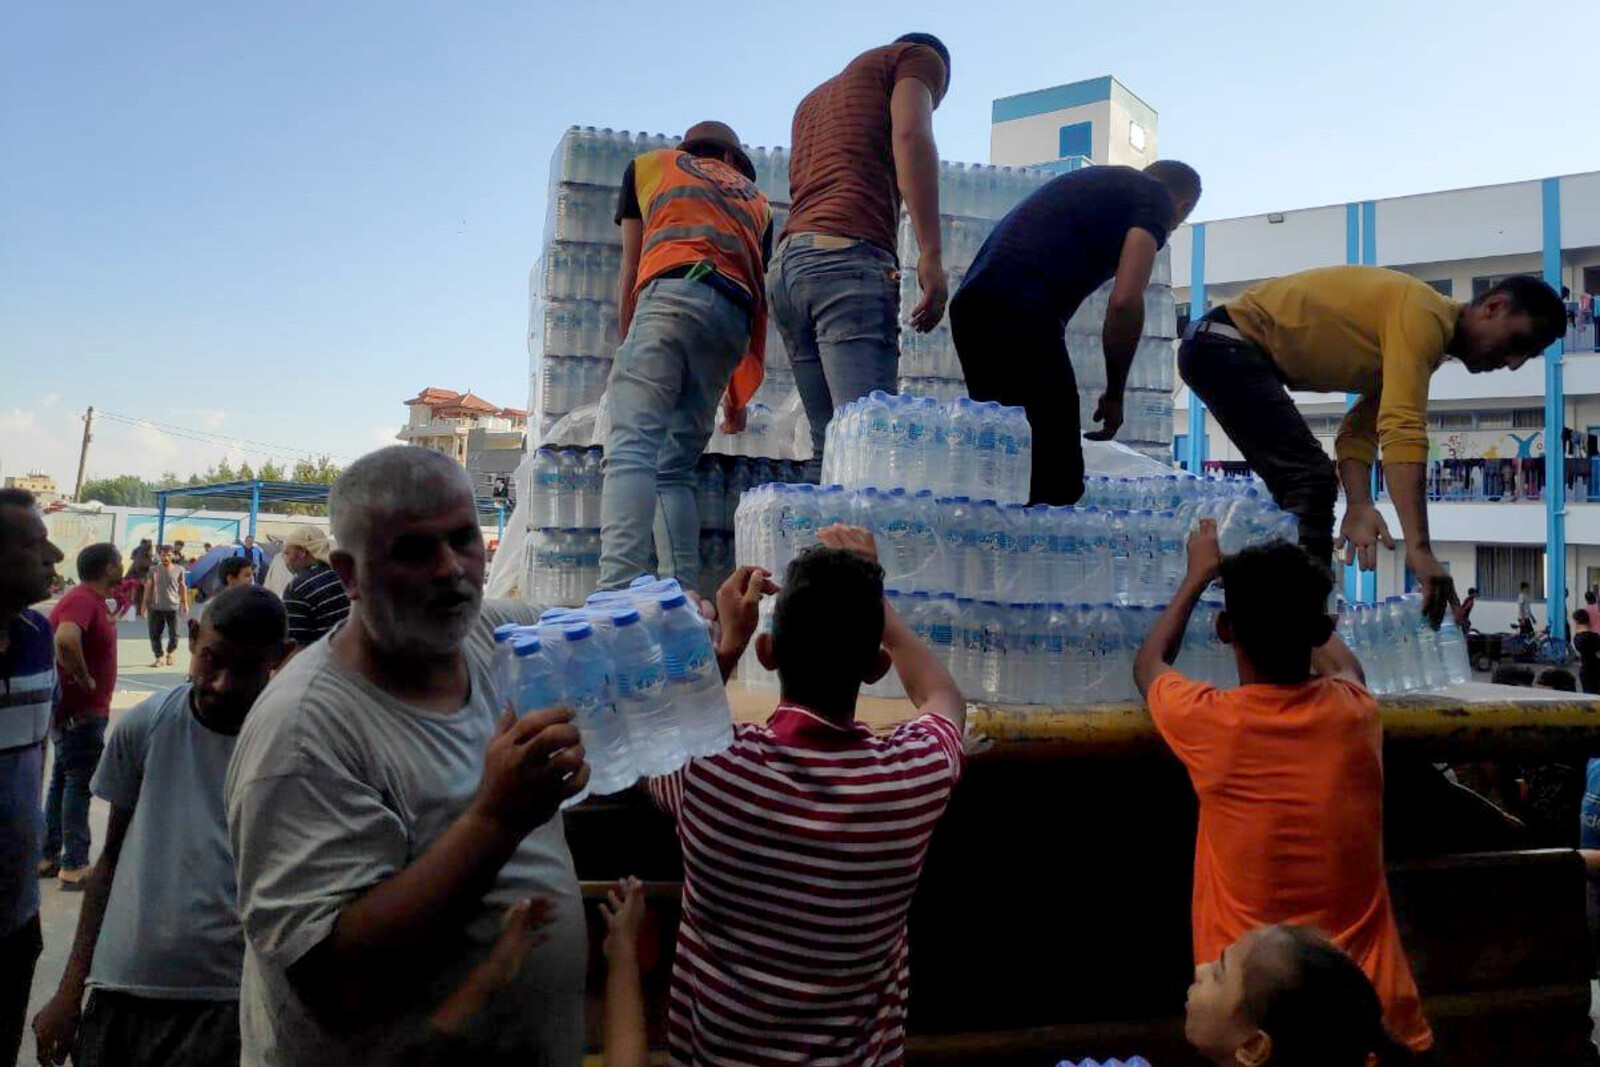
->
xmin=1436 ymin=613 xmax=1471 ymax=684
xmin=858 ymin=391 xmax=894 ymax=488
xmin=1403 ymin=593 xmax=1446 ymax=690
xmin=530 ymin=449 xmax=561 ymax=529
xmin=947 ymin=397 xmax=979 ymax=497
xmin=658 ymin=592 xmax=733 ymax=756
xmin=974 ymin=402 xmax=1002 ymax=494
xmin=928 ymin=593 xmax=959 ymax=680
xmin=490 ymin=623 xmax=522 ymax=711
xmin=555 ymin=450 xmax=581 ymax=528
xmin=1108 ymin=510 xmax=1133 ymax=604
xmin=609 ymin=608 xmax=683 ymax=776
xmin=1382 ymin=598 xmax=1421 ymax=693
xmin=559 ymin=622 xmax=635 ymax=795
xmin=511 ymin=633 xmax=562 ymax=716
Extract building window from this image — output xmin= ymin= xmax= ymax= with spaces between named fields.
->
xmin=1427 ymin=412 xmax=1473 ymax=431
xmin=1426 ymin=279 xmax=1453 ymax=297
xmin=1058 ymin=122 xmax=1092 ymax=160
xmin=1176 ymin=302 xmax=1191 ymax=336
xmin=1128 ymin=121 xmax=1147 ymax=152
xmin=1475 ymin=546 xmax=1544 ymax=600
xmin=1512 ymin=408 xmax=1543 ymax=429
xmin=1473 ymin=273 xmax=1529 ymax=299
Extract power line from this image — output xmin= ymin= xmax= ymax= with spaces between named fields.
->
xmin=95 ymin=411 xmax=358 ymax=463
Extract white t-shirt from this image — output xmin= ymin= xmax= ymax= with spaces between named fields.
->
xmin=89 ymin=683 xmax=243 ymax=999
xmin=225 ymin=601 xmax=585 ymax=1066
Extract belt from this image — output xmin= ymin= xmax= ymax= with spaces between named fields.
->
xmin=654 ymin=263 xmax=755 ymax=317
xmin=1184 ymin=319 xmax=1248 ymax=344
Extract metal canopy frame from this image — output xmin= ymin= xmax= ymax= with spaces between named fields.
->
xmin=153 ymin=480 xmax=507 ymax=545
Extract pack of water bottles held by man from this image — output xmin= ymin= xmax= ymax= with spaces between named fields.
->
xmin=491 ymin=575 xmax=731 ymax=802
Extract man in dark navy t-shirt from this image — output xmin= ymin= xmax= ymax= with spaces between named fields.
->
xmin=950 ymin=161 xmax=1201 ymax=504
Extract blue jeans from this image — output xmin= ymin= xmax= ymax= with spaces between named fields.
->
xmin=42 ymin=718 xmax=106 ymax=869
xmin=767 ymin=234 xmax=902 ymax=458
xmin=600 ymin=278 xmax=749 ymax=591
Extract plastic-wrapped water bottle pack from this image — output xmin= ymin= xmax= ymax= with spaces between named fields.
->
xmin=821 ymin=392 xmax=1033 ymax=501
xmin=1337 ymin=594 xmax=1471 ymax=695
xmin=489 ymin=574 xmax=734 ymax=806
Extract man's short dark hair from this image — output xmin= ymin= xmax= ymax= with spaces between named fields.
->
xmin=1575 ymin=609 xmax=1590 ymax=626
xmin=894 ymin=33 xmax=950 ymax=93
xmin=1520 ymin=581 xmax=1531 ymax=590
xmin=1467 ymin=587 xmax=1478 ymax=596
xmin=0 ymin=489 xmax=36 ymax=546
xmin=1144 ymin=159 xmax=1202 ymax=207
xmin=772 ymin=547 xmax=885 ymax=711
xmin=1537 ymin=667 xmax=1577 ymax=692
xmin=76 ymin=542 xmax=121 ymax=583
xmin=1218 ymin=541 xmax=1334 ymax=684
xmin=219 ymin=556 xmax=254 ymax=584
xmin=1476 ymin=276 xmax=1566 ymax=348
xmin=203 ymin=585 xmax=287 ymax=649
xmin=1492 ymin=664 xmax=1535 ymax=687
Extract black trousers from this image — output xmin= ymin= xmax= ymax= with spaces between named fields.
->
xmin=148 ymin=608 xmax=179 ymax=656
xmin=0 ymin=916 xmax=41 ymax=1067
xmin=75 ymin=990 xmax=240 ymax=1067
xmin=1178 ymin=329 xmax=1338 ymax=568
xmin=950 ymin=284 xmax=1084 ymax=506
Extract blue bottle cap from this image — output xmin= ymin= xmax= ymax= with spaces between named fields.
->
xmin=611 ymin=608 xmax=641 ymax=627
xmin=493 ymin=623 xmax=520 ymax=643
xmin=563 ymin=622 xmax=593 ymax=641
xmin=511 ymin=634 xmax=544 ymax=657
xmin=629 ymin=574 xmax=657 ymax=588
xmin=658 ymin=592 xmax=688 ymax=610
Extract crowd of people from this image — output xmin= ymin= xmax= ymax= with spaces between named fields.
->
xmin=0 ymin=27 xmax=1585 ymax=1067
xmin=1 ymin=447 xmax=1444 ymax=1067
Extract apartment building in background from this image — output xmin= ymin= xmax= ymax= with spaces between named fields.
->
xmin=398 ymin=387 xmax=527 ymax=503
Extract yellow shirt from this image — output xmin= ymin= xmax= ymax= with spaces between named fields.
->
xmin=1224 ymin=266 xmax=1460 ymax=465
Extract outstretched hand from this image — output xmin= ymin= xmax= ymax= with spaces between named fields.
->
xmin=1184 ymin=518 xmax=1223 ymax=584
xmin=817 ymin=524 xmax=878 ymax=563
xmin=1083 ymin=393 xmax=1124 ymax=442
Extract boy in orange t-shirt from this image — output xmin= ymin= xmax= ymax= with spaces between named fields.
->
xmin=1133 ymin=519 xmax=1433 ymax=1054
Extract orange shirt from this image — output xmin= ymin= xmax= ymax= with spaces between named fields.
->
xmin=1147 ymin=672 xmax=1433 ymax=1052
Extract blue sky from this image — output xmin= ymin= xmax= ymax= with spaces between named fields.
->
xmin=2 ymin=0 xmax=1589 ymax=484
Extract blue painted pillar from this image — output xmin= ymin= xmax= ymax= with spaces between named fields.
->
xmin=1359 ymin=202 xmax=1378 ymax=604
xmin=1543 ymin=178 xmax=1567 ymax=640
xmin=156 ymin=495 xmax=167 ymax=547
xmin=249 ymin=482 xmax=261 ymax=538
xmin=1186 ymin=223 xmax=1208 ymax=474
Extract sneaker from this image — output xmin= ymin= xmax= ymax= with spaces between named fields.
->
xmin=57 ymin=866 xmax=89 ymax=891
xmin=37 ymin=858 xmax=59 ymax=878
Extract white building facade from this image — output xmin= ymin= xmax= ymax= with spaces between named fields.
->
xmin=1167 ymin=171 xmax=1600 ymax=635
xmin=990 ymin=76 xmax=1159 ymax=173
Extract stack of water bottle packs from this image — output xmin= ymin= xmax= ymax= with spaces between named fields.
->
xmin=735 ymin=395 xmax=1302 ymax=705
xmin=1337 ymin=594 xmax=1472 ymax=694
xmin=492 ymin=575 xmax=733 ymax=804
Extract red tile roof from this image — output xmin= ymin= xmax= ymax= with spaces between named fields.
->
xmin=406 ymin=388 xmax=516 ymax=417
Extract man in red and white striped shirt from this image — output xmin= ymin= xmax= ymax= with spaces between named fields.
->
xmin=647 ymin=525 xmax=965 ymax=1065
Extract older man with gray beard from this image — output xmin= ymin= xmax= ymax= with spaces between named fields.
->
xmin=225 ymin=446 xmax=591 ymax=1066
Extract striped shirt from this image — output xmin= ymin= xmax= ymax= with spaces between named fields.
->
xmin=646 ymin=703 xmax=964 ymax=1066
xmin=282 ymin=561 xmax=350 ymax=647
xmin=2 ymin=609 xmax=55 ymax=934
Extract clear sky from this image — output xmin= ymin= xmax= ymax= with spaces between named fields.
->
xmin=2 ymin=0 xmax=1588 ymax=486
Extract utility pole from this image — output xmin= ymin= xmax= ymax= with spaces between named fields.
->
xmin=73 ymin=406 xmax=94 ymax=502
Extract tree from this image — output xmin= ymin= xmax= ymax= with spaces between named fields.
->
xmin=79 ymin=474 xmax=155 ymax=507
xmin=258 ymin=459 xmax=285 ymax=482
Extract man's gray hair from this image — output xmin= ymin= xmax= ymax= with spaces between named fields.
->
xmin=329 ymin=446 xmax=474 ymax=559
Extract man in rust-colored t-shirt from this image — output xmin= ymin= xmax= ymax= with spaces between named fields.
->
xmin=771 ymin=35 xmax=950 ymax=458
xmin=43 ymin=541 xmax=121 ymax=886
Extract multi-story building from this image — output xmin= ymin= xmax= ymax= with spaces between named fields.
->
xmin=397 ymin=388 xmax=527 ymax=502
xmin=4 ymin=472 xmax=61 ymax=505
xmin=990 ymin=75 xmax=1158 ymax=174
xmin=1166 ymin=171 xmax=1600 ymax=634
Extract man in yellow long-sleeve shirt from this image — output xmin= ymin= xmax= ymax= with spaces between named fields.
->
xmin=1179 ymin=266 xmax=1565 ymax=598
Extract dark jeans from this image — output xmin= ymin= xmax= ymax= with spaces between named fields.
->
xmin=43 ymin=718 xmax=107 ymax=869
xmin=0 ymin=916 xmax=41 ymax=1067
xmin=75 ymin=990 xmax=240 ymax=1067
xmin=950 ymin=284 xmax=1083 ymax=505
xmin=1177 ymin=328 xmax=1337 ymax=567
xmin=149 ymin=608 xmax=179 ymax=657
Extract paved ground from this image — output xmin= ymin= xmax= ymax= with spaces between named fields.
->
xmin=21 ymin=612 xmax=188 ymax=1067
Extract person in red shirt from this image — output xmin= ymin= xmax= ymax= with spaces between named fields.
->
xmin=43 ymin=542 xmax=122 ymax=888
xmin=1133 ymin=520 xmax=1432 ymax=1054
xmin=645 ymin=525 xmax=965 ymax=1065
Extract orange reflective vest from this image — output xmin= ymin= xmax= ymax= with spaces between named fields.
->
xmin=631 ymin=149 xmax=770 ymax=408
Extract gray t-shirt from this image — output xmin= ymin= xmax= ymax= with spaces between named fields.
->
xmin=89 ymin=683 xmax=242 ymax=998
xmin=148 ymin=563 xmax=185 ymax=611
xmin=225 ymin=601 xmax=585 ymax=1066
